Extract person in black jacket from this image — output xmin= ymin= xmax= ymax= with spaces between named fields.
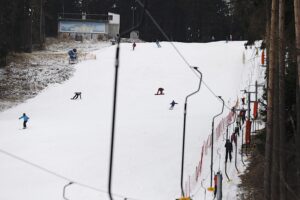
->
xmin=225 ymin=139 xmax=233 ymax=163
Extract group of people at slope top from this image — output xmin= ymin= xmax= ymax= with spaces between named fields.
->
xmin=132 ymin=40 xmax=161 ymax=51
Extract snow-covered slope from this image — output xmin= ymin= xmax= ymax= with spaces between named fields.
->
xmin=0 ymin=41 xmax=263 ymax=200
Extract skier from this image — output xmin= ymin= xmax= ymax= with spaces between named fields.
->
xmin=155 ymin=40 xmax=161 ymax=48
xmin=225 ymin=139 xmax=233 ymax=163
xmin=234 ymin=126 xmax=240 ymax=136
xmin=231 ymin=132 xmax=237 ymax=145
xmin=236 ymin=116 xmax=241 ymax=129
xmin=214 ymin=173 xmax=218 ymax=198
xmin=240 ymin=108 xmax=246 ymax=124
xmin=71 ymin=92 xmax=82 ymax=100
xmin=169 ymin=100 xmax=178 ymax=110
xmin=241 ymin=97 xmax=245 ymax=105
xmin=19 ymin=113 xmax=29 ymax=129
xmin=132 ymin=42 xmax=136 ymax=51
xmin=155 ymin=87 xmax=164 ymax=95
xmin=68 ymin=48 xmax=77 ymax=61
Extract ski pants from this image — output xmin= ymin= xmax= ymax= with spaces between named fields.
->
xmin=23 ymin=120 xmax=28 ymax=128
xmin=225 ymin=150 xmax=232 ymax=162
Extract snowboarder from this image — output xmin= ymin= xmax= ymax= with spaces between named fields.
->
xmin=19 ymin=113 xmax=29 ymax=129
xmin=155 ymin=87 xmax=164 ymax=95
xmin=169 ymin=100 xmax=178 ymax=110
xmin=132 ymin=42 xmax=136 ymax=51
xmin=225 ymin=139 xmax=233 ymax=163
xmin=156 ymin=40 xmax=161 ymax=48
xmin=68 ymin=48 xmax=77 ymax=61
xmin=71 ymin=92 xmax=82 ymax=100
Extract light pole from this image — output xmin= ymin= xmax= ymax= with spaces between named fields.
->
xmin=108 ymin=2 xmax=147 ymax=200
xmin=62 ymin=182 xmax=73 ymax=200
xmin=180 ymin=67 xmax=203 ymax=197
xmin=209 ymin=96 xmax=224 ymax=189
xmin=131 ymin=2 xmax=137 ymax=28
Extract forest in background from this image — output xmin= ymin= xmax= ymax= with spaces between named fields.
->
xmin=0 ymin=0 xmax=266 ymax=65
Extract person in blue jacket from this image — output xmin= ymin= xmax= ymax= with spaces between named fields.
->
xmin=19 ymin=113 xmax=29 ymax=129
xmin=68 ymin=49 xmax=77 ymax=60
xmin=169 ymin=100 xmax=178 ymax=110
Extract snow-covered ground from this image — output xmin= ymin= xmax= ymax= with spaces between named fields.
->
xmin=0 ymin=41 xmax=264 ymax=200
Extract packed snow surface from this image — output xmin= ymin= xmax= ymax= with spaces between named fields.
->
xmin=0 ymin=41 xmax=264 ymax=200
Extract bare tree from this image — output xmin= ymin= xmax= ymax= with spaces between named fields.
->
xmin=278 ymin=0 xmax=286 ymax=199
xmin=264 ymin=0 xmax=278 ymax=198
xmin=294 ymin=0 xmax=300 ymax=196
xmin=271 ymin=0 xmax=279 ymax=197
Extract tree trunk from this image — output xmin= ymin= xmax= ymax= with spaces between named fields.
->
xmin=294 ymin=0 xmax=300 ymax=197
xmin=39 ymin=0 xmax=45 ymax=48
xmin=264 ymin=0 xmax=277 ymax=199
xmin=271 ymin=0 xmax=279 ymax=195
xmin=278 ymin=0 xmax=286 ymax=199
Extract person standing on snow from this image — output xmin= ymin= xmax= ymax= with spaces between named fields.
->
xmin=214 ymin=173 xmax=218 ymax=198
xmin=19 ymin=113 xmax=29 ymax=129
xmin=225 ymin=139 xmax=233 ymax=163
xmin=169 ymin=100 xmax=178 ymax=110
xmin=156 ymin=40 xmax=161 ymax=48
xmin=132 ymin=42 xmax=136 ymax=51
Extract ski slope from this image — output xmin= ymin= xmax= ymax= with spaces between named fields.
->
xmin=0 ymin=41 xmax=264 ymax=200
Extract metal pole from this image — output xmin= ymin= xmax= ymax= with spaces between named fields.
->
xmin=201 ymin=179 xmax=206 ymax=200
xmin=181 ymin=67 xmax=202 ymax=197
xmin=108 ymin=36 xmax=121 ymax=200
xmin=108 ymin=2 xmax=147 ymax=199
xmin=210 ymin=97 xmax=224 ymax=188
xmin=235 ymin=138 xmax=239 ymax=173
xmin=63 ymin=182 xmax=73 ymax=200
xmin=241 ymin=127 xmax=246 ymax=166
xmin=255 ymin=81 xmax=258 ymax=101
xmin=216 ymin=172 xmax=223 ymax=200
xmin=248 ymin=92 xmax=251 ymax=120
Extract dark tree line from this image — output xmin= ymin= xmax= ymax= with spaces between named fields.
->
xmin=0 ymin=0 xmax=241 ymax=67
xmin=234 ymin=0 xmax=300 ymax=199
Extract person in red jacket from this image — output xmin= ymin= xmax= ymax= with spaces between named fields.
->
xmin=214 ymin=174 xmax=218 ymax=198
xmin=155 ymin=87 xmax=164 ymax=95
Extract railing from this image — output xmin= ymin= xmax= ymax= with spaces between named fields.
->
xmin=58 ymin=13 xmax=111 ymax=21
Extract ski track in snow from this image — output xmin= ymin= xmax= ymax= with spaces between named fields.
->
xmin=0 ymin=41 xmax=264 ymax=200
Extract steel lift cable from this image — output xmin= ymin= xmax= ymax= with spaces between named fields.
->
xmin=135 ymin=0 xmax=232 ymax=112
xmin=0 ymin=148 xmax=142 ymax=200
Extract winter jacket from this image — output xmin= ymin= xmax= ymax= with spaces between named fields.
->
xmin=19 ymin=115 xmax=29 ymax=121
xmin=225 ymin=141 xmax=233 ymax=152
xmin=68 ymin=50 xmax=77 ymax=59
